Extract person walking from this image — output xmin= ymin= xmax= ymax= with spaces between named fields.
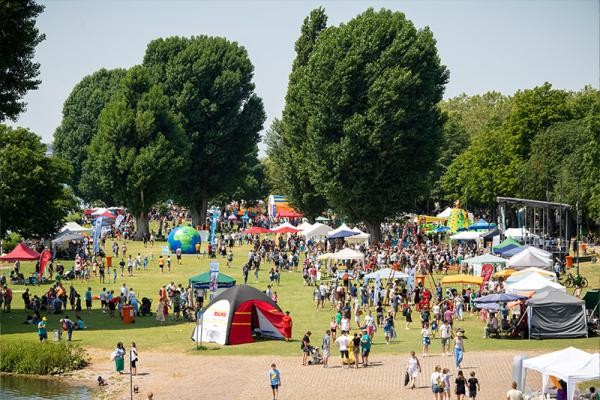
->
xmin=360 ymin=328 xmax=371 ymax=367
xmin=442 ymin=368 xmax=452 ymax=400
xmin=62 ymin=315 xmax=74 ymax=341
xmin=352 ymin=333 xmax=361 ymax=369
xmin=430 ymin=364 xmax=444 ymax=400
xmin=421 ymin=321 xmax=431 ymax=357
xmin=453 ymin=331 xmax=465 ymax=369
xmin=440 ymin=320 xmax=452 ymax=356
xmin=130 ymin=342 xmax=138 ymax=375
xmin=406 ymin=351 xmax=421 ymax=389
xmin=282 ymin=311 xmax=292 ymax=342
xmin=301 ymin=331 xmax=311 ymax=366
xmin=506 ymin=382 xmax=524 ymax=400
xmin=322 ymin=330 xmax=331 ymax=368
xmin=467 ymin=371 xmax=480 ymax=399
xmin=114 ymin=342 xmax=126 ymax=374
xmin=37 ymin=316 xmax=48 ymax=342
xmin=455 ymin=370 xmax=467 ymax=400
xmin=335 ymin=330 xmax=350 ymax=368
xmin=268 ymin=363 xmax=281 ymax=400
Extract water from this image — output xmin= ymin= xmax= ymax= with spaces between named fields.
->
xmin=0 ymin=374 xmax=94 ymax=399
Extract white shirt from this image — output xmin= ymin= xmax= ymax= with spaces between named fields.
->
xmin=335 ymin=335 xmax=349 ymax=351
xmin=341 ymin=318 xmax=350 ymax=332
xmin=441 ymin=324 xmax=451 ymax=339
xmin=421 ymin=328 xmax=431 ymax=338
xmin=431 ymin=371 xmax=442 ymax=386
xmin=506 ymin=389 xmax=523 ymax=400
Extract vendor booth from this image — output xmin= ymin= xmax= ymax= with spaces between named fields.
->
xmin=441 ymin=274 xmax=483 ymax=286
xmin=522 ymin=347 xmax=599 ymax=400
xmin=506 ymin=273 xmax=565 ymax=294
xmin=301 ymin=223 xmax=333 ymax=241
xmin=508 ymin=247 xmax=553 ymax=270
xmin=460 ymin=253 xmax=507 ymax=276
xmin=330 ymin=248 xmax=365 ymax=262
xmin=363 ymin=268 xmax=409 ymax=281
xmin=526 ymin=291 xmax=587 ymax=339
xmin=0 ymin=243 xmax=40 ymax=261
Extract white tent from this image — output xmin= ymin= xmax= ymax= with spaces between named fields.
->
xmin=507 ymin=267 xmax=557 ymax=283
xmin=297 ymin=221 xmax=313 ymax=231
xmin=345 ymin=227 xmax=370 ymax=244
xmin=508 ymin=247 xmax=553 ymax=269
xmin=301 ymin=223 xmax=333 ymax=240
xmin=60 ymin=222 xmax=91 ymax=233
xmin=328 ymin=223 xmax=352 ymax=236
xmin=364 ymin=268 xmax=409 ymax=280
xmin=271 ymin=222 xmax=300 ymax=232
xmin=522 ymin=347 xmax=600 ymax=400
xmin=450 ymin=231 xmax=483 ymax=241
xmin=505 ymin=273 xmax=565 ymax=294
xmin=527 ymin=246 xmax=553 ymax=259
xmin=436 ymin=207 xmax=452 ymax=218
xmin=460 ymin=253 xmax=507 ymax=276
xmin=330 ymin=248 xmax=365 ymax=261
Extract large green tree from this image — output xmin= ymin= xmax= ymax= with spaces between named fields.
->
xmin=79 ymin=66 xmax=190 ymax=239
xmin=274 ymin=8 xmax=329 ymax=218
xmin=0 ymin=0 xmax=45 ymax=121
xmin=284 ymin=8 xmax=448 ymax=241
xmin=143 ymin=36 xmax=265 ymax=225
xmin=53 ymin=68 xmax=126 ymax=198
xmin=0 ymin=125 xmax=75 ymax=238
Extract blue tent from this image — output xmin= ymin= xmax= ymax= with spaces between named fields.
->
xmin=328 ymin=230 xmax=359 ymax=239
xmin=434 ymin=226 xmax=451 ymax=233
xmin=473 ymin=293 xmax=528 ymax=304
xmin=494 ymin=244 xmax=520 ymax=256
xmin=501 ymin=246 xmax=526 ymax=257
xmin=468 ymin=218 xmax=496 ymax=230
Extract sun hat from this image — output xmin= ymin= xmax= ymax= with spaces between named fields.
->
xmin=457 ymin=331 xmax=463 ymax=337
xmin=42 ymin=316 xmax=47 ymax=321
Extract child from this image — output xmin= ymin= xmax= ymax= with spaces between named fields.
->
xmin=467 ymin=371 xmax=480 ymax=399
xmin=442 ymin=368 xmax=452 ymax=400
xmin=143 ymin=255 xmax=148 ymax=271
xmin=268 ymin=363 xmax=281 ymax=400
xmin=226 ymin=250 xmax=233 ymax=268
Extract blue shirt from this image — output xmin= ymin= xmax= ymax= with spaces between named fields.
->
xmin=268 ymin=369 xmax=280 ymax=385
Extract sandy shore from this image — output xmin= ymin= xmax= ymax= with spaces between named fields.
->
xmin=65 ymin=348 xmax=550 ymax=400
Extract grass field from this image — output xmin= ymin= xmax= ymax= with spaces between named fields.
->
xmin=0 ymin=238 xmax=598 ymax=357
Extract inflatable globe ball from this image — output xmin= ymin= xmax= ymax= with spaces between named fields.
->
xmin=167 ymin=226 xmax=201 ymax=254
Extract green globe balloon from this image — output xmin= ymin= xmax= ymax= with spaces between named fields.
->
xmin=167 ymin=226 xmax=201 ymax=254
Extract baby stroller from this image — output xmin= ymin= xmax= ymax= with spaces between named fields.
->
xmin=140 ymin=297 xmax=152 ymax=316
xmin=307 ymin=346 xmax=323 ymax=365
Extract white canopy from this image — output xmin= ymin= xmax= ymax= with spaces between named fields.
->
xmin=505 ymin=273 xmax=565 ymax=294
xmin=504 ymin=227 xmax=540 ymax=240
xmin=508 ymin=247 xmax=553 ymax=269
xmin=450 ymin=231 xmax=483 ymax=241
xmin=461 ymin=253 xmax=507 ymax=265
xmin=364 ymin=268 xmax=409 ymax=280
xmin=330 ymin=248 xmax=365 ymax=261
xmin=526 ymin=245 xmax=553 ymax=259
xmin=436 ymin=207 xmax=452 ymax=218
xmin=297 ymin=221 xmax=313 ymax=231
xmin=328 ymin=223 xmax=352 ymax=236
xmin=60 ymin=222 xmax=91 ymax=233
xmin=301 ymin=223 xmax=333 ymax=240
xmin=522 ymin=347 xmax=600 ymax=400
xmin=346 ymin=227 xmax=370 ymax=244
xmin=508 ymin=267 xmax=557 ymax=283
xmin=271 ymin=222 xmax=299 ymax=232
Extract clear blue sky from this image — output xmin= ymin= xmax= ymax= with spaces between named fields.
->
xmin=11 ymin=0 xmax=600 ymax=147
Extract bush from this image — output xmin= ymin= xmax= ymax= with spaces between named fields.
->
xmin=0 ymin=341 xmax=89 ymax=375
xmin=2 ymin=232 xmax=22 ymax=253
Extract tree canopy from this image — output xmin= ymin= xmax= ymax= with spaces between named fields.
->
xmin=274 ymin=8 xmax=448 ymax=240
xmin=0 ymin=0 xmax=45 ymax=121
xmin=53 ymin=68 xmax=126 ymax=198
xmin=79 ymin=66 xmax=190 ymax=238
xmin=143 ymin=36 xmax=265 ymax=225
xmin=0 ymin=125 xmax=75 ymax=238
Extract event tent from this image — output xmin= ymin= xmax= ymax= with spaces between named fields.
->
xmin=328 ymin=223 xmax=352 ymax=236
xmin=449 ymin=231 xmax=483 ymax=241
xmin=345 ymin=227 xmax=371 ymax=244
xmin=52 ymin=231 xmax=85 ymax=245
xmin=328 ymin=230 xmax=359 ymax=239
xmin=60 ymin=222 xmax=91 ymax=233
xmin=243 ymin=226 xmax=272 ymax=234
xmin=277 ymin=209 xmax=303 ymax=218
xmin=441 ymin=274 xmax=483 ymax=285
xmin=189 ymin=271 xmax=236 ymax=290
xmin=0 ymin=243 xmax=40 ymax=261
xmin=510 ymin=267 xmax=556 ymax=280
xmin=364 ymin=268 xmax=409 ymax=280
xmin=502 ymin=246 xmax=526 ymax=257
xmin=436 ymin=207 xmax=452 ymax=218
xmin=461 ymin=253 xmax=508 ymax=276
xmin=330 ymin=248 xmax=365 ymax=261
xmin=301 ymin=223 xmax=333 ymax=240
xmin=508 ymin=247 xmax=552 ymax=269
xmin=192 ymin=285 xmax=287 ymax=345
xmin=473 ymin=293 xmax=528 ymax=304
xmin=315 ymin=216 xmax=330 ymax=222
xmin=271 ymin=222 xmax=301 ymax=234
xmin=468 ymin=219 xmax=495 ymax=230
xmin=506 ymin=273 xmax=565 ymax=294
xmin=522 ymin=347 xmax=599 ymax=400
xmin=583 ymin=289 xmax=600 ymax=318
xmin=317 ymin=252 xmax=334 ymax=261
xmin=493 ymin=237 xmax=521 ymax=252
xmin=504 ymin=227 xmax=539 ymax=241
xmin=297 ymin=221 xmax=313 ymax=231
xmin=525 ymin=291 xmax=587 ymax=340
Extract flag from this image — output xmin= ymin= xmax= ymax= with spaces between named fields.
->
xmin=39 ymin=249 xmax=52 ymax=279
xmin=93 ymin=217 xmax=103 ymax=254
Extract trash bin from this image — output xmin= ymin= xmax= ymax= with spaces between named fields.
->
xmin=122 ymin=305 xmax=134 ymax=324
xmin=565 ymin=255 xmax=573 ymax=268
xmin=415 ymin=275 xmax=426 ymax=287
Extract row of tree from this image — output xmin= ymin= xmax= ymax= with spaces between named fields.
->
xmin=53 ymin=37 xmax=267 ymax=238
xmin=266 ymin=8 xmax=600 ymax=241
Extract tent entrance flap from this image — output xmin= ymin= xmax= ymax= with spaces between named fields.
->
xmin=228 ymin=300 xmax=286 ymax=345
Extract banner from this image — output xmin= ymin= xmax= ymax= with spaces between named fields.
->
xmin=93 ymin=217 xmax=103 ymax=255
xmin=209 ymin=209 xmax=220 ymax=245
xmin=481 ymin=264 xmax=495 ymax=286
xmin=115 ymin=214 xmax=125 ymax=228
xmin=209 ymin=261 xmax=220 ymax=293
xmin=39 ymin=249 xmax=52 ymax=279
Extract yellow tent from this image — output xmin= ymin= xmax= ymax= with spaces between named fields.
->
xmin=494 ymin=269 xmax=516 ymax=278
xmin=317 ymin=253 xmax=333 ymax=261
xmin=441 ymin=274 xmax=483 ymax=285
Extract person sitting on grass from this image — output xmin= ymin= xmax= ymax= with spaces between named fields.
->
xmin=76 ymin=315 xmax=86 ymax=330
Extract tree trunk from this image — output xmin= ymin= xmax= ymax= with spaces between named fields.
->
xmin=135 ymin=211 xmax=149 ymax=240
xmin=199 ymin=197 xmax=208 ymax=228
xmin=191 ymin=198 xmax=209 ymax=229
xmin=365 ymin=221 xmax=382 ymax=245
xmin=190 ymin=206 xmax=201 ymax=228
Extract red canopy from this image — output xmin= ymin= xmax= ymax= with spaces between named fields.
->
xmin=273 ymin=226 xmax=301 ymax=234
xmin=0 ymin=243 xmax=40 ymax=261
xmin=242 ymin=227 xmax=273 ymax=234
xmin=97 ymin=211 xmax=116 ymax=219
xmin=277 ymin=209 xmax=304 ymax=218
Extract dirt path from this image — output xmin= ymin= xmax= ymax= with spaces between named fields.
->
xmin=67 ymin=348 xmax=549 ymax=400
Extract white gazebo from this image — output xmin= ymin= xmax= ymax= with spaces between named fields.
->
xmin=330 ymin=248 xmax=365 ymax=262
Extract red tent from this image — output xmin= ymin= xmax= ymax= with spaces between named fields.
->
xmin=242 ymin=226 xmax=272 ymax=234
xmin=273 ymin=226 xmax=301 ymax=234
xmin=277 ymin=209 xmax=304 ymax=218
xmin=0 ymin=243 xmax=40 ymax=261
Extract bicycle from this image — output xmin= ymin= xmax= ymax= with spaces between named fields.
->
xmin=563 ymin=272 xmax=588 ymax=288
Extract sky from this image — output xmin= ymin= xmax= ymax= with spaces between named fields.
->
xmin=10 ymin=0 xmax=600 ymax=148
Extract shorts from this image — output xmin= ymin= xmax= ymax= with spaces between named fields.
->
xmin=469 ymin=391 xmax=477 ymax=398
xmin=271 ymin=384 xmax=279 ymax=390
xmin=177 ymin=255 xmax=181 ymax=260
xmin=323 ymin=349 xmax=329 ymax=358
xmin=302 ymin=346 xmax=310 ymax=353
xmin=422 ymin=337 xmax=431 ymax=346
xmin=362 ymin=349 xmax=370 ymax=357
xmin=39 ymin=333 xmax=47 ymax=341
xmin=340 ymin=350 xmax=349 ymax=358
xmin=432 ymin=385 xmax=443 ymax=393
xmin=441 ymin=337 xmax=450 ymax=346
xmin=131 ymin=359 xmax=137 ymax=368
xmin=85 ymin=299 xmax=92 ymax=308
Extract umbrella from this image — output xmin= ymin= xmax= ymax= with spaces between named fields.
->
xmin=242 ymin=226 xmax=272 ymax=234
xmin=227 ymin=214 xmax=238 ymax=221
xmin=473 ymin=293 xmax=528 ymax=304
xmin=327 ymin=230 xmax=359 ymax=239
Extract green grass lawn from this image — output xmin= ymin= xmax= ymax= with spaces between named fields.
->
xmin=1 ymin=239 xmax=598 ymax=357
